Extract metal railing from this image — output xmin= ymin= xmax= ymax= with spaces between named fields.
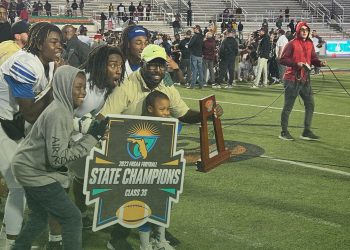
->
xmin=214 ymin=12 xmax=319 ymax=24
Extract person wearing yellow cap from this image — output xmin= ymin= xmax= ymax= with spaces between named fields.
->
xmin=0 ymin=20 xmax=29 ymax=66
xmin=99 ymin=44 xmax=223 ymax=250
xmin=99 ymin=44 xmax=208 ymax=121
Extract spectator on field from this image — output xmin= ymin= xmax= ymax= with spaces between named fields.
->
xmin=236 ymin=6 xmax=242 ymax=20
xmin=187 ymin=24 xmax=204 ymax=89
xmin=77 ymin=26 xmax=92 ymax=46
xmin=279 ymin=21 xmax=326 ymax=141
xmin=287 ymin=19 xmax=295 ymax=34
xmin=0 ymin=20 xmax=29 ymax=65
xmin=276 ymin=15 xmax=283 ymax=29
xmin=284 ymin=6 xmax=290 ymax=22
xmin=8 ymin=0 xmax=16 ymax=24
xmin=129 ymin=2 xmax=135 ymax=20
xmin=275 ymin=29 xmax=288 ymax=81
xmin=186 ymin=7 xmax=192 ymax=26
xmin=66 ymin=0 xmax=72 ymax=17
xmin=238 ymin=21 xmax=243 ymax=41
xmin=44 ymin=0 xmax=51 ymax=16
xmin=108 ymin=2 xmax=114 ymax=19
xmin=145 ymin=4 xmax=151 ymax=21
xmin=172 ymin=16 xmax=181 ymax=36
xmin=100 ymin=12 xmax=107 ymax=34
xmin=178 ymin=30 xmax=192 ymax=85
xmin=117 ymin=3 xmax=124 ymax=21
xmin=79 ymin=0 xmax=84 ymax=16
xmin=214 ymin=28 xmax=239 ymax=88
xmin=262 ymin=19 xmax=268 ymax=30
xmin=252 ymin=27 xmax=271 ymax=88
xmin=137 ymin=1 xmax=143 ymax=20
xmin=62 ymin=24 xmax=91 ymax=67
xmin=202 ymin=31 xmax=216 ymax=86
xmin=0 ymin=4 xmax=12 ymax=43
xmin=37 ymin=0 xmax=43 ymax=15
xmin=71 ymin=0 xmax=78 ymax=17
xmin=19 ymin=6 xmax=28 ymax=22
xmin=32 ymin=1 xmax=38 ymax=16
xmin=311 ymin=29 xmax=324 ymax=74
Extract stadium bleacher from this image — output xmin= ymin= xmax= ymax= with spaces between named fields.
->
xmin=26 ymin=0 xmax=349 ymax=40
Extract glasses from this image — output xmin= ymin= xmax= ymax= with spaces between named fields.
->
xmin=146 ymin=63 xmax=167 ymax=71
xmin=300 ymin=28 xmax=309 ymax=32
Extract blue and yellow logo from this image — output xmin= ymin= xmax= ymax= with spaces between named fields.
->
xmin=127 ymin=123 xmax=160 ymax=160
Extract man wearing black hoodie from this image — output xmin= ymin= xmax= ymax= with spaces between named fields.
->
xmin=252 ymin=27 xmax=270 ymax=88
xmin=62 ymin=24 xmax=90 ymax=68
xmin=178 ymin=30 xmax=192 ymax=85
xmin=187 ymin=24 xmax=204 ymax=89
xmin=0 ymin=5 xmax=12 ymax=43
xmin=214 ymin=29 xmax=238 ymax=88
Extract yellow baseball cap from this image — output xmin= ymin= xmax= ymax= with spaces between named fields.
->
xmin=141 ymin=44 xmax=167 ymax=62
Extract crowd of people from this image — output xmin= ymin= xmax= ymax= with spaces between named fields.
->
xmin=0 ymin=1 xmax=327 ymax=249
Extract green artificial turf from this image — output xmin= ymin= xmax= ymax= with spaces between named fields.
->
xmin=78 ymin=58 xmax=349 ymax=249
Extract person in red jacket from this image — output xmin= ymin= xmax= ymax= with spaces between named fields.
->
xmin=279 ymin=21 xmax=326 ymax=141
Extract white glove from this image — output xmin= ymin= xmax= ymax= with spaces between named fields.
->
xmin=73 ymin=114 xmax=93 ymax=134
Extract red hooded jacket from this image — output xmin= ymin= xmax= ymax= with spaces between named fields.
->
xmin=280 ymin=22 xmax=322 ymax=83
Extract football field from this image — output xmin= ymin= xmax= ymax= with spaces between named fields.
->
xmin=82 ymin=58 xmax=350 ymax=249
xmin=1 ymin=58 xmax=349 ymax=250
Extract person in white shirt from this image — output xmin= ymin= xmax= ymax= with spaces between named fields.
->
xmin=275 ymin=29 xmax=289 ymax=82
xmin=311 ymin=30 xmax=323 ymax=74
xmin=77 ymin=26 xmax=92 ymax=46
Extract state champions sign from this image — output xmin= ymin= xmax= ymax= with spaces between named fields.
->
xmin=83 ymin=114 xmax=186 ymax=231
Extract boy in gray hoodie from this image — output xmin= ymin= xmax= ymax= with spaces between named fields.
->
xmin=11 ymin=65 xmax=109 ymax=250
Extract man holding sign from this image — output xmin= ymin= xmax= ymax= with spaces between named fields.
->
xmin=99 ymin=44 xmax=210 ymax=123
xmin=98 ymin=44 xmax=223 ymax=250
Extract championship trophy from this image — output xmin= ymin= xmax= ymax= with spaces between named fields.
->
xmin=196 ymin=95 xmax=231 ymax=172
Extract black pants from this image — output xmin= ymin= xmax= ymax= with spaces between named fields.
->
xmin=281 ymin=80 xmax=314 ymax=132
xmin=217 ymin=58 xmax=235 ymax=85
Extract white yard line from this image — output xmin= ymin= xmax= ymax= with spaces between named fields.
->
xmin=261 ymin=155 xmax=350 ymax=177
xmin=182 ymin=97 xmax=350 ymax=118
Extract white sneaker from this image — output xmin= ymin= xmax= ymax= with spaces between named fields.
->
xmin=154 ymin=240 xmax=175 ymax=250
xmin=224 ymin=85 xmax=233 ymax=88
xmin=0 ymin=225 xmax=6 ymax=240
xmin=251 ymin=84 xmax=258 ymax=88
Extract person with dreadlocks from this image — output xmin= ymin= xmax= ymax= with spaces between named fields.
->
xmin=279 ymin=21 xmax=326 ymax=141
xmin=0 ymin=22 xmax=63 ymax=249
xmin=67 ymin=44 xmax=125 ymax=230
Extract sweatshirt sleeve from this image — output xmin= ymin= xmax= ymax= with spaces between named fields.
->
xmin=280 ymin=42 xmax=298 ymax=68
xmin=44 ymin=111 xmax=97 ymax=168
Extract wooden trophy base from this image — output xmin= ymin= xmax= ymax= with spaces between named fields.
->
xmin=197 ymin=95 xmax=231 ymax=172
xmin=196 ymin=148 xmax=231 ymax=172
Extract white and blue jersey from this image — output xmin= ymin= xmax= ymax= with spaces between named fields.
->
xmin=0 ymin=50 xmax=54 ymax=120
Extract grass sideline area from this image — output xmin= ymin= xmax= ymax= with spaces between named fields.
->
xmin=0 ymin=58 xmax=349 ymax=249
